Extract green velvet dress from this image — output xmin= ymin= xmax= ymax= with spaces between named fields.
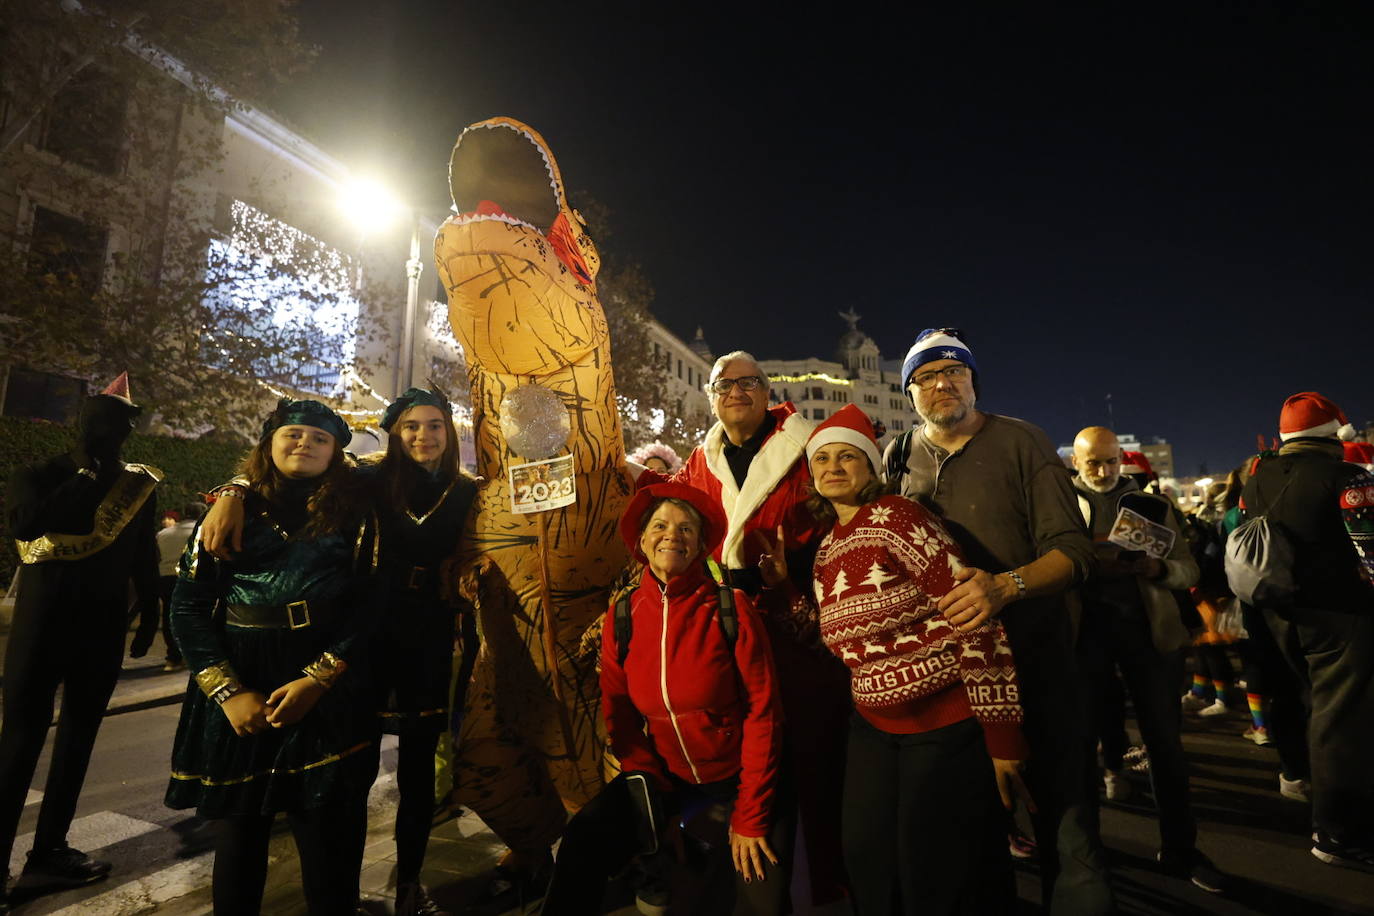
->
xmin=165 ymin=483 xmax=379 ymax=818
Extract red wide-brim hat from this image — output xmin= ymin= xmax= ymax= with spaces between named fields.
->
xmin=619 ymin=481 xmax=728 ymax=564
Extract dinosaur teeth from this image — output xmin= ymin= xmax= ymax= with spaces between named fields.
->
xmin=449 ymin=212 xmax=539 ymax=231
xmin=459 ymin=121 xmax=562 ymax=204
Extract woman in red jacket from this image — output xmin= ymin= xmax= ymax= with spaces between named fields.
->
xmin=542 ymin=481 xmax=784 ymax=915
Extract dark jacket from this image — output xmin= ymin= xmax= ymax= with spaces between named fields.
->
xmin=1241 ymin=440 xmax=1373 ymax=612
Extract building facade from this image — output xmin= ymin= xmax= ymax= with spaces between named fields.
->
xmin=758 ymin=310 xmax=917 ymax=448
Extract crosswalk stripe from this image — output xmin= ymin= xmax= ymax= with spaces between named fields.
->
xmin=48 ymin=855 xmax=213 ymax=916
xmin=9 ymin=811 xmax=160 ymax=874
xmin=25 ymin=789 xmax=42 ymax=807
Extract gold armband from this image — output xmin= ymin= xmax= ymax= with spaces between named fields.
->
xmin=302 ymin=651 xmax=346 ymax=689
xmin=195 ymin=661 xmax=244 ymax=705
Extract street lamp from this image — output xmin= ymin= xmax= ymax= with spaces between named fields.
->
xmin=339 ymin=178 xmax=423 ymax=397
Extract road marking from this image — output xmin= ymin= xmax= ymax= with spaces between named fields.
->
xmin=9 ymin=811 xmax=160 ymax=874
xmin=49 ymin=855 xmax=212 ymax=916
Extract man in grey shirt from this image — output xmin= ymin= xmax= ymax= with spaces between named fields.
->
xmin=882 ymin=328 xmax=1113 ymax=914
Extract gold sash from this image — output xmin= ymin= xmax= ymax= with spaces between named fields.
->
xmin=16 ymin=463 xmax=163 ymax=564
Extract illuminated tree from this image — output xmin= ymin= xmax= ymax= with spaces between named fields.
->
xmin=0 ymin=1 xmax=394 ymax=435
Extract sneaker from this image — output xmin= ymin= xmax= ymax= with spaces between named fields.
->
xmin=162 ymin=659 xmax=185 ymax=673
xmin=1157 ymin=849 xmax=1229 ymax=894
xmin=1311 ymin=833 xmax=1374 ymax=872
xmin=1122 ymin=744 xmax=1149 ymax=764
xmin=1103 ymin=768 xmax=1133 ymax=802
xmin=1008 ymin=827 xmax=1037 ymax=860
xmin=1279 ymin=773 xmax=1311 ymax=802
xmin=1198 ymin=699 xmax=1229 ymax=717
xmin=21 ymin=846 xmax=112 ymax=887
xmin=635 ymin=882 xmax=670 ymax=916
xmin=1242 ymin=726 xmax=1272 ymax=746
xmin=1180 ymin=693 xmax=1210 ymax=713
xmin=395 ymin=883 xmax=449 ymax=916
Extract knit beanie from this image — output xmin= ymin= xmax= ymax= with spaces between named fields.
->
xmin=806 ymin=404 xmax=885 ymax=482
xmin=900 ymin=328 xmax=979 ymax=390
xmin=1278 ymin=391 xmax=1356 ymax=442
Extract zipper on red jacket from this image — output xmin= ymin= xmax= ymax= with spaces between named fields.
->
xmin=657 ymin=581 xmax=702 ymax=782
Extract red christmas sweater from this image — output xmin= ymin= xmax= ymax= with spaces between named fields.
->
xmin=600 ymin=564 xmax=783 ymax=837
xmin=813 ymin=495 xmax=1028 ymax=759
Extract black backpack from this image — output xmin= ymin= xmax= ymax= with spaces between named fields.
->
xmin=613 ymin=559 xmax=738 ymax=664
xmin=885 ymin=429 xmax=916 ymax=487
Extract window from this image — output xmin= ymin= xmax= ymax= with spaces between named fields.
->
xmin=813 ymin=408 xmax=827 ymax=420
xmin=810 ymin=386 xmax=824 ymax=401
xmin=676 ymin=359 xmax=683 ymax=379
xmin=41 ymin=63 xmax=128 ymax=175
xmin=27 ymin=206 xmax=108 ymax=297
xmin=2 ymin=367 xmax=86 ymax=424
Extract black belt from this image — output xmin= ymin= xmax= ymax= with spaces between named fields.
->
xmin=226 ymin=598 xmax=338 ymax=630
xmin=403 ymin=565 xmax=432 ymax=592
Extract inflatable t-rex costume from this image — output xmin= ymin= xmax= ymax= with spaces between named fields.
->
xmin=434 ymin=117 xmax=634 ymax=852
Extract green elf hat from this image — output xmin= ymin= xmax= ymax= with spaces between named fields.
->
xmin=381 ymin=386 xmax=453 ymax=432
xmin=260 ymin=398 xmax=351 ymax=446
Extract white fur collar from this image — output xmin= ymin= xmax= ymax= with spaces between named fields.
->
xmin=703 ymin=407 xmax=815 ymax=567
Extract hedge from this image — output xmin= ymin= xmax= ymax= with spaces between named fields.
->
xmin=0 ymin=416 xmax=245 ymax=587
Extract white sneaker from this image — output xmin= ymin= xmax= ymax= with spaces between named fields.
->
xmin=1242 ymin=726 xmax=1272 ymax=746
xmin=1279 ymin=773 xmax=1311 ymax=802
xmin=1181 ymin=693 xmax=1210 ymax=713
xmin=1103 ymin=768 xmax=1133 ymax=801
xmin=1198 ymin=699 xmax=1229 ymax=717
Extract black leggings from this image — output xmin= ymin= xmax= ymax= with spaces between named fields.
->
xmin=842 ymin=715 xmax=1014 ymax=916
xmin=211 ymin=796 xmax=368 ymax=915
xmin=395 ymin=728 xmax=441 ymax=886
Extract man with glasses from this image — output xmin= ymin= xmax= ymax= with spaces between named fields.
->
xmin=883 ymin=328 xmax=1115 ymax=914
xmin=658 ymin=349 xmax=851 ymax=907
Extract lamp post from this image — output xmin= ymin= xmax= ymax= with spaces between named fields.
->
xmin=339 ymin=178 xmax=423 ymax=397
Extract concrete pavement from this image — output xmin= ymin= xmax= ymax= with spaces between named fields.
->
xmin=3 ymin=628 xmax=1374 ymax=913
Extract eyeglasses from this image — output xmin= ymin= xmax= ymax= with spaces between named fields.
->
xmin=908 ymin=365 xmax=969 ymax=390
xmin=707 ymin=375 xmax=765 ymax=396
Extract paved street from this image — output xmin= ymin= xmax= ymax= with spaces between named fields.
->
xmin=2 ymin=634 xmax=1373 ymax=914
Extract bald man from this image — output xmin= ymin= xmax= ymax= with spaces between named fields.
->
xmin=1071 ymin=426 xmax=1227 ymax=893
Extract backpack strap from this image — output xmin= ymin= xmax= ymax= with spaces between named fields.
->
xmin=613 ymin=589 xmax=634 ymax=665
xmin=706 ymin=558 xmax=738 ymax=651
xmin=886 ymin=429 xmax=915 ymax=484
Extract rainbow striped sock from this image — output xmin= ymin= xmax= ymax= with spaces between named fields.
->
xmin=1191 ymin=674 xmax=1209 ymax=697
xmin=1212 ymin=679 xmax=1229 ymax=705
xmin=1247 ymin=692 xmax=1266 ymax=730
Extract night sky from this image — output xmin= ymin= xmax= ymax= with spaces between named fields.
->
xmin=273 ymin=1 xmax=1373 ymax=475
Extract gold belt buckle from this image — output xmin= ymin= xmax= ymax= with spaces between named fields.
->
xmin=287 ymin=600 xmax=311 ymax=629
xmin=408 ymin=566 xmax=428 ymax=589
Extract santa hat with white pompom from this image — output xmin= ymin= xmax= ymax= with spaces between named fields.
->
xmin=1278 ymin=391 xmax=1357 ymax=442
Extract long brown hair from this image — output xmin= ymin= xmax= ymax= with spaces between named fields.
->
xmin=237 ymin=434 xmax=358 ymax=537
xmin=380 ymin=404 xmax=468 ymax=509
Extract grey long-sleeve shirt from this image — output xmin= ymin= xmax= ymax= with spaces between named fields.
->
xmin=884 ymin=414 xmax=1093 ymax=627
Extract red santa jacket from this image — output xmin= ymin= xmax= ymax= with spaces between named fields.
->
xmin=675 ymin=403 xmax=825 ymax=569
xmin=600 ymin=563 xmax=782 ymax=837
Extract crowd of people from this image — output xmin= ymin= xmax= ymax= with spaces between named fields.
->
xmin=2 ymin=327 xmax=1371 ymax=915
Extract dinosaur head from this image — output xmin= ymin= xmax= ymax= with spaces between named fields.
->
xmin=436 ymin=118 xmax=605 ymax=376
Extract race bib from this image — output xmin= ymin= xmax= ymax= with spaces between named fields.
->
xmin=1107 ymin=506 xmax=1176 ymax=560
xmin=509 ymin=454 xmax=576 ymax=514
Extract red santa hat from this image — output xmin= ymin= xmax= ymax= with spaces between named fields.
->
xmin=1121 ymin=450 xmax=1154 ymax=478
xmin=805 ymin=404 xmax=885 ymax=481
xmin=1279 ymin=391 xmax=1356 ymax=442
xmin=99 ymin=371 xmax=135 ymax=406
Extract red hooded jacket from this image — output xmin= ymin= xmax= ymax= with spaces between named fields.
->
xmin=600 ymin=563 xmax=782 ymax=837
